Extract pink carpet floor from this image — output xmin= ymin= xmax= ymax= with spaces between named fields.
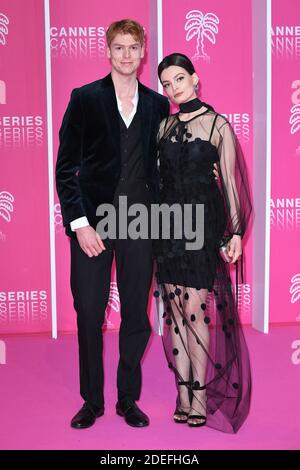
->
xmin=0 ymin=325 xmax=299 ymax=450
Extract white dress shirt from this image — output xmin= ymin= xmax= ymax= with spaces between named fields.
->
xmin=116 ymin=81 xmax=139 ymax=128
xmin=70 ymin=81 xmax=139 ymax=231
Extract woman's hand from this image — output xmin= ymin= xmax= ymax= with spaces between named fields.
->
xmin=227 ymin=234 xmax=242 ymax=264
xmin=213 ymin=163 xmax=219 ymax=180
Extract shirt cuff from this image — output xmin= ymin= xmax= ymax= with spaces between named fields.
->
xmin=70 ymin=216 xmax=89 ymax=231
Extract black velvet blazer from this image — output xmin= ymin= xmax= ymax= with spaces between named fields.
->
xmin=56 ymin=74 xmax=169 ymax=237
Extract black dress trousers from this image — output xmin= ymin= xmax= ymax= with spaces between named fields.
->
xmin=70 ymin=220 xmax=153 ymax=407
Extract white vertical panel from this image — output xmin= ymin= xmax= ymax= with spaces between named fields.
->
xmin=152 ymin=0 xmax=164 ymax=336
xmin=264 ymin=0 xmax=272 ymax=333
xmin=157 ymin=0 xmax=163 ymax=94
xmin=252 ymin=0 xmax=272 ymax=333
xmin=44 ymin=0 xmax=57 ymax=339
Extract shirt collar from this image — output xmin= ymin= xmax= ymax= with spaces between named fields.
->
xmin=116 ymin=80 xmax=139 ymax=109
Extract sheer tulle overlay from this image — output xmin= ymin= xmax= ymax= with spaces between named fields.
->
xmin=153 ymin=108 xmax=252 ymax=433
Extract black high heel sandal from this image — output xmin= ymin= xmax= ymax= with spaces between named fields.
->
xmin=187 ymin=381 xmax=207 ymax=427
xmin=187 ymin=414 xmax=207 ymax=427
xmin=173 ymin=381 xmax=191 ymax=424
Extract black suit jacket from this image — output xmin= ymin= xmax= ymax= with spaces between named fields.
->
xmin=56 ymin=74 xmax=169 ymax=237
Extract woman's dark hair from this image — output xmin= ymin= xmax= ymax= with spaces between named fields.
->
xmin=158 ymin=53 xmax=195 ymax=81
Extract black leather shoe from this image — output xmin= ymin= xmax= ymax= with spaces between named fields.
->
xmin=71 ymin=402 xmax=104 ymax=429
xmin=116 ymin=399 xmax=149 ymax=427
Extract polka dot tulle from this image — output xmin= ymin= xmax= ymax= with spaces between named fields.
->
xmin=153 ymin=109 xmax=252 ymax=433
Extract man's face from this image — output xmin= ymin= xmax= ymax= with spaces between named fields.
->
xmin=107 ymin=33 xmax=144 ymax=76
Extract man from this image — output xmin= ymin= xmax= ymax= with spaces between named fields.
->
xmin=56 ymin=19 xmax=169 ymax=429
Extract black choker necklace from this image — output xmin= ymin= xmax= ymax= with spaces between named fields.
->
xmin=179 ymin=98 xmax=215 ymax=114
xmin=179 ymin=98 xmax=204 ymax=113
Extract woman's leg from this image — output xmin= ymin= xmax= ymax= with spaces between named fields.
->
xmin=163 ymin=283 xmax=191 ymax=420
xmin=183 ymin=287 xmax=209 ymax=425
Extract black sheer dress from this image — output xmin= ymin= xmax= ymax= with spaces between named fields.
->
xmin=153 ymin=102 xmax=252 ymax=433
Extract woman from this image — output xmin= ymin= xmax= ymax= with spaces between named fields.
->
xmin=153 ymin=53 xmax=252 ymax=433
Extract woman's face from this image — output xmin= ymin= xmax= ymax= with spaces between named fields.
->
xmin=160 ymin=65 xmax=198 ymax=105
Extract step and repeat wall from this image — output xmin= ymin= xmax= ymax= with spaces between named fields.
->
xmin=0 ymin=0 xmax=299 ymax=334
xmin=50 ymin=0 xmax=153 ymax=333
xmin=0 ymin=0 xmax=51 ymax=333
xmin=162 ymin=0 xmax=254 ymax=325
xmin=270 ymin=0 xmax=300 ymax=323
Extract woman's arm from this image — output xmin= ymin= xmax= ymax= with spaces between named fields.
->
xmin=217 ymin=120 xmax=251 ymax=263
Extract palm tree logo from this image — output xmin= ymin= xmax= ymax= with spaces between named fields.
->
xmin=104 ymin=281 xmax=120 ymax=329
xmin=0 ymin=13 xmax=9 ymax=46
xmin=290 ymin=104 xmax=300 ymax=135
xmin=185 ymin=10 xmax=219 ymax=62
xmin=290 ymin=274 xmax=300 ymax=305
xmin=0 ymin=191 xmax=14 ymax=223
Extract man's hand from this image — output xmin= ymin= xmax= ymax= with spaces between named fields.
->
xmin=75 ymin=226 xmax=106 ymax=257
xmin=227 ymin=234 xmax=242 ymax=264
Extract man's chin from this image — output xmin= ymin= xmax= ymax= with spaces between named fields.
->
xmin=119 ymin=68 xmax=138 ymax=76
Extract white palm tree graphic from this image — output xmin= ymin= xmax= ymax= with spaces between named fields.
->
xmin=290 ymin=104 xmax=300 ymax=135
xmin=0 ymin=13 xmax=9 ymax=46
xmin=0 ymin=191 xmax=14 ymax=222
xmin=290 ymin=274 xmax=300 ymax=304
xmin=104 ymin=281 xmax=120 ymax=329
xmin=185 ymin=10 xmax=219 ymax=62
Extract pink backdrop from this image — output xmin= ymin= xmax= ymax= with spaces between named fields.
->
xmin=0 ymin=0 xmax=51 ymax=334
xmin=162 ymin=0 xmax=253 ymax=324
xmin=270 ymin=0 xmax=300 ymax=323
xmin=1 ymin=0 xmax=298 ymax=335
xmin=51 ymin=0 xmax=153 ymax=332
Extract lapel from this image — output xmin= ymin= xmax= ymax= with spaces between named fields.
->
xmin=138 ymin=81 xmax=153 ymax=166
xmin=98 ymin=73 xmax=121 ymax=159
